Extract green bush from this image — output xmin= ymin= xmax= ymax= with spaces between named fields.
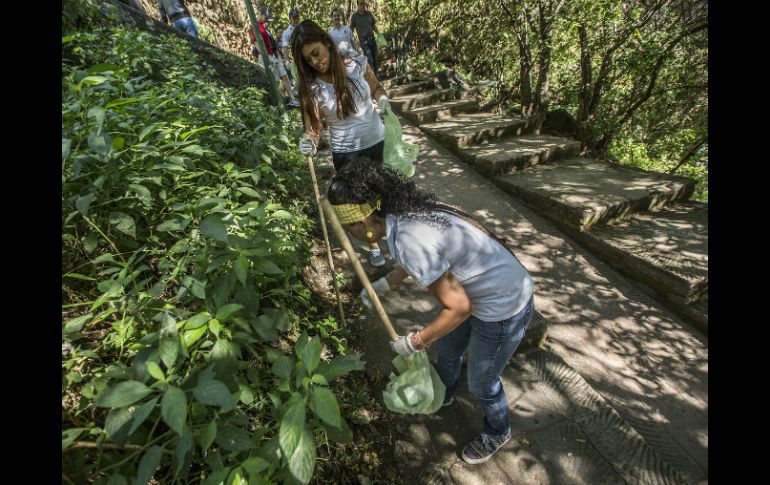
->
xmin=62 ymin=18 xmax=363 ymax=485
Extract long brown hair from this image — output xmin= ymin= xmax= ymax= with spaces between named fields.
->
xmin=290 ymin=19 xmax=362 ymax=135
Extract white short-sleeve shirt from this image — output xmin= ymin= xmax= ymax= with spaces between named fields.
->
xmin=311 ymin=53 xmax=384 ymax=153
xmin=385 ymin=212 xmax=534 ymax=322
xmin=328 ymin=25 xmax=355 ymax=53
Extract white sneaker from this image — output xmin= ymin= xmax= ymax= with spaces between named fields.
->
xmin=369 ymin=248 xmax=386 ymax=267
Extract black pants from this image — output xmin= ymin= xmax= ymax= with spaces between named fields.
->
xmin=332 ymin=140 xmax=384 ymax=171
xmin=360 ymin=37 xmax=379 ymax=76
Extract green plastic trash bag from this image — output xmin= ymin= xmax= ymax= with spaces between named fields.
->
xmin=375 ymin=33 xmax=387 ymax=49
xmin=383 ymin=109 xmax=418 ymax=178
xmin=382 ymin=351 xmax=446 ymax=415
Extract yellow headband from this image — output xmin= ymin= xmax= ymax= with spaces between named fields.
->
xmin=333 ymin=198 xmax=381 ymax=225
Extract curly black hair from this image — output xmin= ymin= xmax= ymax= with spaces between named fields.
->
xmin=327 ymin=158 xmax=449 ymax=229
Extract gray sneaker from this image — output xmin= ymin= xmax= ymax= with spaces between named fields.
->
xmin=369 ymin=248 xmax=386 ymax=267
xmin=461 ymin=432 xmax=512 ymax=465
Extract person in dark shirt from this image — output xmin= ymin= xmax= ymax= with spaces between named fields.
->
xmin=350 ymin=1 xmax=380 ymax=75
xmin=157 ymin=0 xmax=198 ymax=38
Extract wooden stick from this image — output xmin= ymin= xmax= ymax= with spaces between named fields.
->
xmin=321 ymin=198 xmax=399 ymax=342
xmin=306 ymin=154 xmax=346 ymax=327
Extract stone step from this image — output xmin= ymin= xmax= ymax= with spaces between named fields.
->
xmin=388 ymin=79 xmax=437 ymax=97
xmin=420 ymin=113 xmax=531 ymax=150
xmin=390 ymin=88 xmax=457 ymax=112
xmin=382 ymin=72 xmax=428 ymax=90
xmin=401 ymin=99 xmax=480 ymax=125
xmin=564 ymin=202 xmax=708 ymax=332
xmin=493 ymin=157 xmax=696 ymax=230
xmin=454 ymin=134 xmax=581 ymax=176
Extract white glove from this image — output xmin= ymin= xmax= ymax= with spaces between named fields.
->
xmin=298 ymin=136 xmax=316 ymax=156
xmin=390 ymin=333 xmax=417 ymax=357
xmin=360 ymin=277 xmax=390 ymax=310
xmin=378 ymin=95 xmax=391 ymax=115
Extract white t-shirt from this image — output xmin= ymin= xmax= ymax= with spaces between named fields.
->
xmin=311 ymin=53 xmax=384 ymax=153
xmin=385 ymin=212 xmax=534 ymax=322
xmin=281 ymin=25 xmax=295 ymax=52
xmin=328 ymin=25 xmax=355 ymax=53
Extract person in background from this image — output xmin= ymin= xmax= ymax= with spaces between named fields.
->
xmin=157 ymin=0 xmax=198 ymax=37
xmin=350 ymin=1 xmax=379 ymax=75
xmin=281 ymin=8 xmax=301 ymax=89
xmin=327 ymin=159 xmax=535 ymax=465
xmin=117 ymin=0 xmax=147 ymax=14
xmin=328 ymin=7 xmax=359 ymax=55
xmin=291 ymin=20 xmax=391 ymax=267
xmin=250 ymin=6 xmax=299 ymax=107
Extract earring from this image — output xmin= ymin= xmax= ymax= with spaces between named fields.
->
xmin=366 ymin=231 xmax=374 ymax=239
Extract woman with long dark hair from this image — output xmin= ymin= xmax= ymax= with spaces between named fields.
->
xmin=327 ymin=159 xmax=535 ymax=465
xmin=291 ymin=19 xmax=391 ymax=266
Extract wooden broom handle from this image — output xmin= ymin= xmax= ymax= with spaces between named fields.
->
xmin=306 ymin=155 xmax=346 ymax=327
xmin=320 ymin=198 xmax=399 ymax=342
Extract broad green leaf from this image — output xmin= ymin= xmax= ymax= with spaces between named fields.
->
xmin=181 ymin=144 xmax=205 ymax=155
xmin=270 ymin=210 xmax=293 ymax=220
xmin=180 ymin=125 xmax=219 ymax=140
xmin=237 ymin=187 xmax=260 ymax=198
xmin=227 ymin=467 xmax=247 ymax=485
xmin=87 ymin=107 xmax=105 ymax=131
xmin=105 ymin=406 xmax=135 ymax=444
xmin=75 ymin=193 xmax=96 ymax=216
xmin=251 ymin=314 xmax=279 ymax=341
xmin=128 ymin=396 xmax=159 ymax=435
xmin=132 ymin=445 xmax=163 ymax=485
xmin=185 ymin=312 xmax=210 ymax=329
xmin=174 ymin=427 xmax=193 ymax=475
xmin=105 ymin=97 xmax=147 ymax=109
xmin=310 ymin=387 xmax=342 ymax=428
xmin=112 ymin=136 xmax=126 ymax=150
xmin=316 ymin=354 xmax=365 ymax=382
xmin=159 ymin=313 xmax=179 ymax=369
xmin=183 ymin=325 xmax=208 ymax=347
xmin=62 ymin=428 xmax=87 ymax=450
xmin=263 ymin=308 xmax=292 ymax=332
xmin=253 ymin=259 xmax=282 ymax=275
xmin=288 ymin=426 xmax=315 ymax=484
xmin=86 ymin=63 xmax=119 ymax=74
xmin=88 ymin=131 xmax=112 ymax=155
xmin=215 ymin=303 xmax=244 ymax=321
xmin=109 ymin=212 xmax=136 ymax=238
xmin=215 ymin=426 xmax=257 ymax=452
xmin=200 ymin=214 xmax=228 ymax=242
xmin=208 ymin=318 xmax=222 ymax=338
xmin=311 ymin=374 xmax=328 ymax=385
xmin=234 ymin=255 xmax=249 ymax=285
xmin=145 ymin=361 xmax=165 ymax=382
xmin=83 ymin=233 xmax=99 ymax=253
xmin=193 ymin=379 xmax=236 ymax=411
xmin=161 ymin=386 xmax=187 ymax=435
xmin=301 ymin=335 xmax=321 ymax=373
xmin=271 ymin=355 xmax=293 ymax=379
xmin=278 ymin=398 xmax=305 ymax=458
xmin=62 ymin=138 xmax=71 ymax=160
xmin=199 ymin=420 xmax=217 ymax=451
xmin=63 ymin=313 xmax=92 ymax=335
xmin=94 ymin=380 xmax=153 ymax=408
xmin=128 ymin=184 xmax=152 ymax=205
xmin=241 ymin=456 xmax=269 ymax=476
xmin=201 ymin=467 xmax=231 ymax=485
xmin=156 ymin=217 xmax=187 ymax=232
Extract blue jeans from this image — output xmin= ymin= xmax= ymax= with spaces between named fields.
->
xmin=172 ymin=16 xmax=198 ymax=38
xmin=361 ymin=38 xmax=378 ymax=76
xmin=435 ymin=296 xmax=534 ymax=437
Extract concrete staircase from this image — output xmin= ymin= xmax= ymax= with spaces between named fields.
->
xmin=387 ymin=70 xmax=707 ymax=335
xmin=370 ymin=67 xmax=707 ymax=484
